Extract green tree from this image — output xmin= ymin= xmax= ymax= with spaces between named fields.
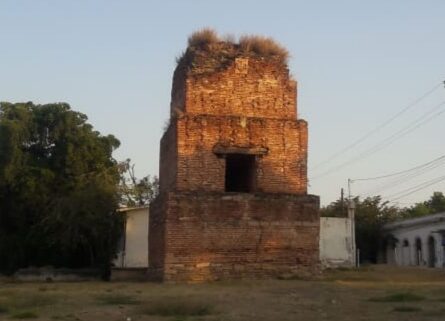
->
xmin=321 ymin=196 xmax=400 ymax=263
xmin=354 ymin=196 xmax=399 ymax=263
xmin=0 ymin=102 xmax=122 ymax=277
xmin=400 ymin=191 xmax=445 ymax=218
xmin=424 ymin=191 xmax=445 ymax=213
xmin=119 ymin=159 xmax=159 ymax=207
xmin=320 ymin=198 xmax=347 ymax=218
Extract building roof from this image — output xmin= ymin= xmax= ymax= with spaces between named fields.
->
xmin=117 ymin=206 xmax=149 ymax=213
xmin=384 ymin=212 xmax=445 ymax=231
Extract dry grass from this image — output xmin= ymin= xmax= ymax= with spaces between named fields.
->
xmin=369 ymin=292 xmax=425 ymax=302
xmin=393 ymin=306 xmax=422 ymax=312
xmin=0 ymin=305 xmax=9 ymax=314
xmin=96 ymin=293 xmax=140 ymax=305
xmin=239 ymin=35 xmax=289 ymax=61
xmin=139 ymin=296 xmax=213 ymax=317
xmin=0 ymin=266 xmax=444 ymax=321
xmin=188 ymin=28 xmax=220 ymax=48
xmin=10 ymin=311 xmax=39 ymax=319
xmin=178 ymin=28 xmax=289 ymax=67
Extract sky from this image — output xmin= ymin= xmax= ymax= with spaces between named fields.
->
xmin=1 ymin=0 xmax=445 ymax=206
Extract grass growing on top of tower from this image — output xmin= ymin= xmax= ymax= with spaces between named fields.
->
xmin=239 ymin=35 xmax=289 ymax=61
xmin=188 ymin=28 xmax=220 ymax=48
xmin=177 ymin=28 xmax=289 ymax=69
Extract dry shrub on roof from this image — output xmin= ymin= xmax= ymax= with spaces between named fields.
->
xmin=239 ymin=35 xmax=289 ymax=62
xmin=188 ymin=28 xmax=220 ymax=48
xmin=177 ymin=29 xmax=290 ymax=70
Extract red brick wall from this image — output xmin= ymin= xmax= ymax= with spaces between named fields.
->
xmin=158 ymin=123 xmax=177 ymax=193
xmin=150 ymin=52 xmax=319 ymax=282
xmin=171 ymin=57 xmax=297 ymax=120
xmin=169 ymin=115 xmax=308 ymax=194
xmin=150 ymin=192 xmax=319 ymax=282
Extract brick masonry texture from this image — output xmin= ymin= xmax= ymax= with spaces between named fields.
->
xmin=159 ymin=115 xmax=308 ymax=194
xmin=150 ymin=46 xmax=320 ymax=282
xmin=150 ymin=192 xmax=319 ymax=282
xmin=171 ymin=57 xmax=297 ymax=119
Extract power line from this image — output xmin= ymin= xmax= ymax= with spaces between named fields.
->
xmin=312 ymin=82 xmax=443 ymax=171
xmin=310 ymin=99 xmax=445 ymax=180
xmin=385 ymin=175 xmax=445 ymax=202
xmin=360 ymin=158 xmax=445 ymax=198
xmin=355 ymin=100 xmax=445 ymax=157
xmin=350 ymin=154 xmax=445 ymax=182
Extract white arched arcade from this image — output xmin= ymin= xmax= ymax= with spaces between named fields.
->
xmin=383 ymin=213 xmax=445 ymax=268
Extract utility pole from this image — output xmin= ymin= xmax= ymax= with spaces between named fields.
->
xmin=347 ymin=178 xmax=357 ymax=267
xmin=340 ymin=188 xmax=345 ymax=216
xmin=348 ymin=178 xmax=352 ymax=200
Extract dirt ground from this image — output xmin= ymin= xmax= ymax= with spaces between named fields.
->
xmin=1 ymin=265 xmax=445 ymax=321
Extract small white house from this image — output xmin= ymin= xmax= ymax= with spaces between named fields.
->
xmin=114 ymin=206 xmax=149 ymax=268
xmin=383 ymin=212 xmax=445 ymax=268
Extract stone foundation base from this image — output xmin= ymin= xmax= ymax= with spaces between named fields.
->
xmin=149 ymin=191 xmax=320 ymax=282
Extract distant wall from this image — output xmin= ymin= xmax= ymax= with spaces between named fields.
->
xmin=319 ymin=217 xmax=354 ymax=267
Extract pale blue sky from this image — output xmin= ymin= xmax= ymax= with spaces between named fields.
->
xmin=1 ymin=0 xmax=445 ymax=205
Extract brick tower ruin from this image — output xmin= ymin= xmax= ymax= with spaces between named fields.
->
xmin=149 ymin=31 xmax=320 ymax=282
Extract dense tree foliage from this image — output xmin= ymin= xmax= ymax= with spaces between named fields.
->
xmin=321 ymin=192 xmax=445 ymax=264
xmin=400 ymin=192 xmax=445 ymax=218
xmin=0 ymin=102 xmax=122 ymax=277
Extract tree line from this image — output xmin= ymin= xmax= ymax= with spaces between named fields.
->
xmin=0 ymin=102 xmax=157 ymax=277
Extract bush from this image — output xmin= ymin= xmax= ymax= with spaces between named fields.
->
xmin=177 ymin=28 xmax=289 ymax=67
xmin=239 ymin=35 xmax=289 ymax=61
xmin=188 ymin=28 xmax=220 ymax=48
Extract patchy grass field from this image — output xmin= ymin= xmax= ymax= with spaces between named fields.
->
xmin=1 ymin=265 xmax=445 ymax=321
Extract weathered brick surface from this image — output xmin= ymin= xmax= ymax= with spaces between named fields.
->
xmin=171 ymin=57 xmax=297 ymax=120
xmin=150 ymin=192 xmax=319 ymax=282
xmin=150 ymin=48 xmax=320 ymax=282
xmin=159 ymin=115 xmax=308 ymax=194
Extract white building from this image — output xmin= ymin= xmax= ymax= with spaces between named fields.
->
xmin=114 ymin=206 xmax=149 ymax=268
xmin=383 ymin=212 xmax=445 ymax=268
xmin=319 ymin=217 xmax=354 ymax=267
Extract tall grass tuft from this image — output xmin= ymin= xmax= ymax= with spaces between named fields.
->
xmin=188 ymin=28 xmax=220 ymax=48
xmin=178 ymin=28 xmax=290 ymax=66
xmin=239 ymin=35 xmax=289 ymax=62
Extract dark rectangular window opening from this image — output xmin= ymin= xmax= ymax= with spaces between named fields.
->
xmin=224 ymin=154 xmax=256 ymax=193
